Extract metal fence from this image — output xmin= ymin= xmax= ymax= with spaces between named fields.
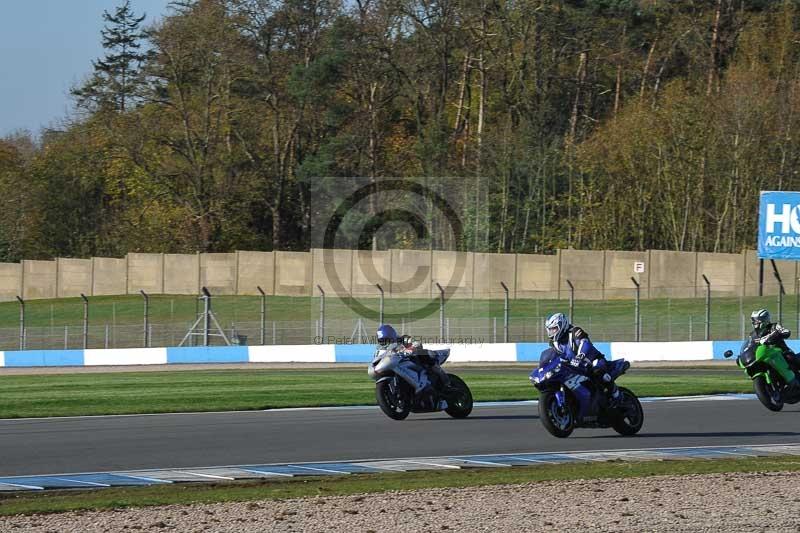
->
xmin=0 ymin=282 xmax=797 ymax=351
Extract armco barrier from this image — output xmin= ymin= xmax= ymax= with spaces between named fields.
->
xmin=0 ymin=341 xmax=779 ymax=368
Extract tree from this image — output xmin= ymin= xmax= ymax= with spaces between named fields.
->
xmin=72 ymin=0 xmax=149 ymax=113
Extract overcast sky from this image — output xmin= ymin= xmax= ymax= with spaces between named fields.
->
xmin=0 ymin=0 xmax=171 ymax=138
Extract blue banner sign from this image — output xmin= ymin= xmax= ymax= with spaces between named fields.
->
xmin=759 ymin=191 xmax=800 ymax=259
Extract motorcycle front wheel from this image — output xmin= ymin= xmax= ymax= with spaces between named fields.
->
xmin=444 ymin=374 xmax=473 ymax=419
xmin=539 ymin=391 xmax=575 ymax=438
xmin=376 ymin=378 xmax=412 ymax=420
xmin=753 ymin=375 xmax=784 ymax=412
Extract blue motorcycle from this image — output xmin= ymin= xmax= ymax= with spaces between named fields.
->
xmin=530 ymin=356 xmax=644 ymax=438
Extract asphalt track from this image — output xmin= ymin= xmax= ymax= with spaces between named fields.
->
xmin=0 ymin=397 xmax=798 ymax=478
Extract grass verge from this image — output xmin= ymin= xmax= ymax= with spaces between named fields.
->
xmin=0 ymin=366 xmax=750 ymax=418
xmin=1 ymin=456 xmax=798 ymax=516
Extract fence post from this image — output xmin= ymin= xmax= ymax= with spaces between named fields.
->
xmin=702 ymin=274 xmax=711 ymax=341
xmin=257 ymin=286 xmax=266 ymax=345
xmin=376 ymin=284 xmax=384 ymax=324
xmin=317 ymin=285 xmax=325 ymax=341
xmin=140 ymin=290 xmax=149 ymax=348
xmin=80 ymin=293 xmax=89 ymax=349
xmin=202 ymin=287 xmax=211 ymax=347
xmin=566 ymin=279 xmax=575 ymax=323
xmin=16 ymin=296 xmax=24 ymax=350
xmin=630 ymin=277 xmax=640 ymax=342
xmin=500 ymin=281 xmax=509 ymax=342
xmin=435 ymin=282 xmax=445 ymax=341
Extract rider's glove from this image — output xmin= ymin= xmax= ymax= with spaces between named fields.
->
xmin=570 ymin=354 xmax=587 ymax=368
xmin=758 ymin=335 xmax=772 ymax=345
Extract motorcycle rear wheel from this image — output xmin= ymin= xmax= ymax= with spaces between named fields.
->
xmin=444 ymin=374 xmax=473 ymax=418
xmin=539 ymin=391 xmax=575 ymax=438
xmin=376 ymin=379 xmax=412 ymax=420
xmin=753 ymin=375 xmax=784 ymax=412
xmin=610 ymin=387 xmax=644 ymax=436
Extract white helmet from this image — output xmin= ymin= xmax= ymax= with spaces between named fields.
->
xmin=545 ymin=313 xmax=570 ymax=341
xmin=750 ymin=309 xmax=771 ymax=336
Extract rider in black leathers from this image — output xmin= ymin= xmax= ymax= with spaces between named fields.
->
xmin=749 ymin=309 xmax=800 ymax=390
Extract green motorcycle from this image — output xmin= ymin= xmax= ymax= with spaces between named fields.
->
xmin=724 ymin=338 xmax=800 ymax=411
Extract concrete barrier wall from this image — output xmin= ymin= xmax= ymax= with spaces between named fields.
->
xmin=22 ymin=260 xmax=57 ymax=299
xmin=604 ymin=250 xmax=649 ymax=300
xmin=127 ymin=253 xmax=164 ymax=294
xmin=0 ymin=248 xmax=787 ymax=301
xmin=392 ymin=250 xmax=432 ymax=298
xmin=473 ymin=253 xmax=516 ymax=299
xmin=0 ymin=263 xmax=21 ymax=302
xmin=200 ymin=253 xmax=236 ymax=295
xmin=92 ymin=257 xmax=126 ymax=296
xmin=515 ymin=253 xmax=558 ymax=299
xmin=0 ymin=340 xmax=756 ymax=367
xmin=164 ymin=253 xmax=199 ymax=294
xmin=649 ymin=250 xmax=696 ymax=298
xmin=696 ymin=252 xmax=743 ymax=296
xmin=352 ymin=250 xmax=390 ymax=296
xmin=312 ymin=248 xmax=353 ymax=297
xmin=275 ymin=251 xmax=312 ymax=296
xmin=236 ymin=251 xmax=274 ymax=295
xmin=432 ymin=251 xmax=472 ymax=298
xmin=558 ymin=249 xmax=605 ymax=300
xmin=743 ymin=249 xmax=797 ymax=296
xmin=56 ymin=258 xmax=92 ymax=298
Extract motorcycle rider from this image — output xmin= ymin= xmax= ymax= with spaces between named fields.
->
xmin=376 ymin=324 xmax=450 ymax=409
xmin=540 ymin=313 xmax=621 ymax=406
xmin=748 ymin=308 xmax=800 ymax=392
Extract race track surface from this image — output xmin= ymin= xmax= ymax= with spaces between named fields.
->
xmin=1 ymin=397 xmax=798 ymax=477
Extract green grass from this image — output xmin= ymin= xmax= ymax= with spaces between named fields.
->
xmin=1 ymin=456 xmax=798 ymax=516
xmin=0 ymin=366 xmax=750 ymax=418
xmin=0 ymin=292 xmax=795 ymax=342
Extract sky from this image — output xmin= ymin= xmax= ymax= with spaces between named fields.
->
xmin=0 ymin=0 xmax=171 ymax=138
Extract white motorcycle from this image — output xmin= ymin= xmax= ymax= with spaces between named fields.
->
xmin=368 ymin=347 xmax=473 ymax=420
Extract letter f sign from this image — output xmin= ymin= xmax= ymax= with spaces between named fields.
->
xmin=767 ymin=203 xmax=792 ymax=233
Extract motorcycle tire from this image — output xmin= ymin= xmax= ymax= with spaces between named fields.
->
xmin=444 ymin=374 xmax=473 ymax=418
xmin=539 ymin=391 xmax=575 ymax=438
xmin=610 ymin=387 xmax=644 ymax=436
xmin=376 ymin=379 xmax=412 ymax=420
xmin=753 ymin=375 xmax=784 ymax=412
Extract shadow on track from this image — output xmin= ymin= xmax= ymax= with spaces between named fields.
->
xmin=578 ymin=430 xmax=800 ymax=439
xmin=412 ymin=415 xmax=539 ymax=421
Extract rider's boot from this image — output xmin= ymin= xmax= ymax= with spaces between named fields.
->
xmin=787 ymin=378 xmax=800 ymax=400
xmin=603 ymin=373 xmax=621 ymax=407
xmin=430 ymin=365 xmax=455 ymax=392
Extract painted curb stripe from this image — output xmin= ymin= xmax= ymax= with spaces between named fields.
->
xmin=5 ymin=443 xmax=797 ymax=492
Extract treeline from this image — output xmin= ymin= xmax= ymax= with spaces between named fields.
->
xmin=1 ymin=0 xmax=799 ymax=261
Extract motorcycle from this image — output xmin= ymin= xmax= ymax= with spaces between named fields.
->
xmin=724 ymin=338 xmax=800 ymax=411
xmin=530 ymin=355 xmax=643 ymax=438
xmin=368 ymin=347 xmax=473 ymax=420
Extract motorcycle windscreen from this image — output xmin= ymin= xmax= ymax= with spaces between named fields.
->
xmin=738 ymin=339 xmax=757 ymax=366
xmin=432 ymin=349 xmax=450 ymax=365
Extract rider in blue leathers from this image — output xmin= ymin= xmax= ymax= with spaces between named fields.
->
xmin=540 ymin=313 xmax=620 ymax=405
